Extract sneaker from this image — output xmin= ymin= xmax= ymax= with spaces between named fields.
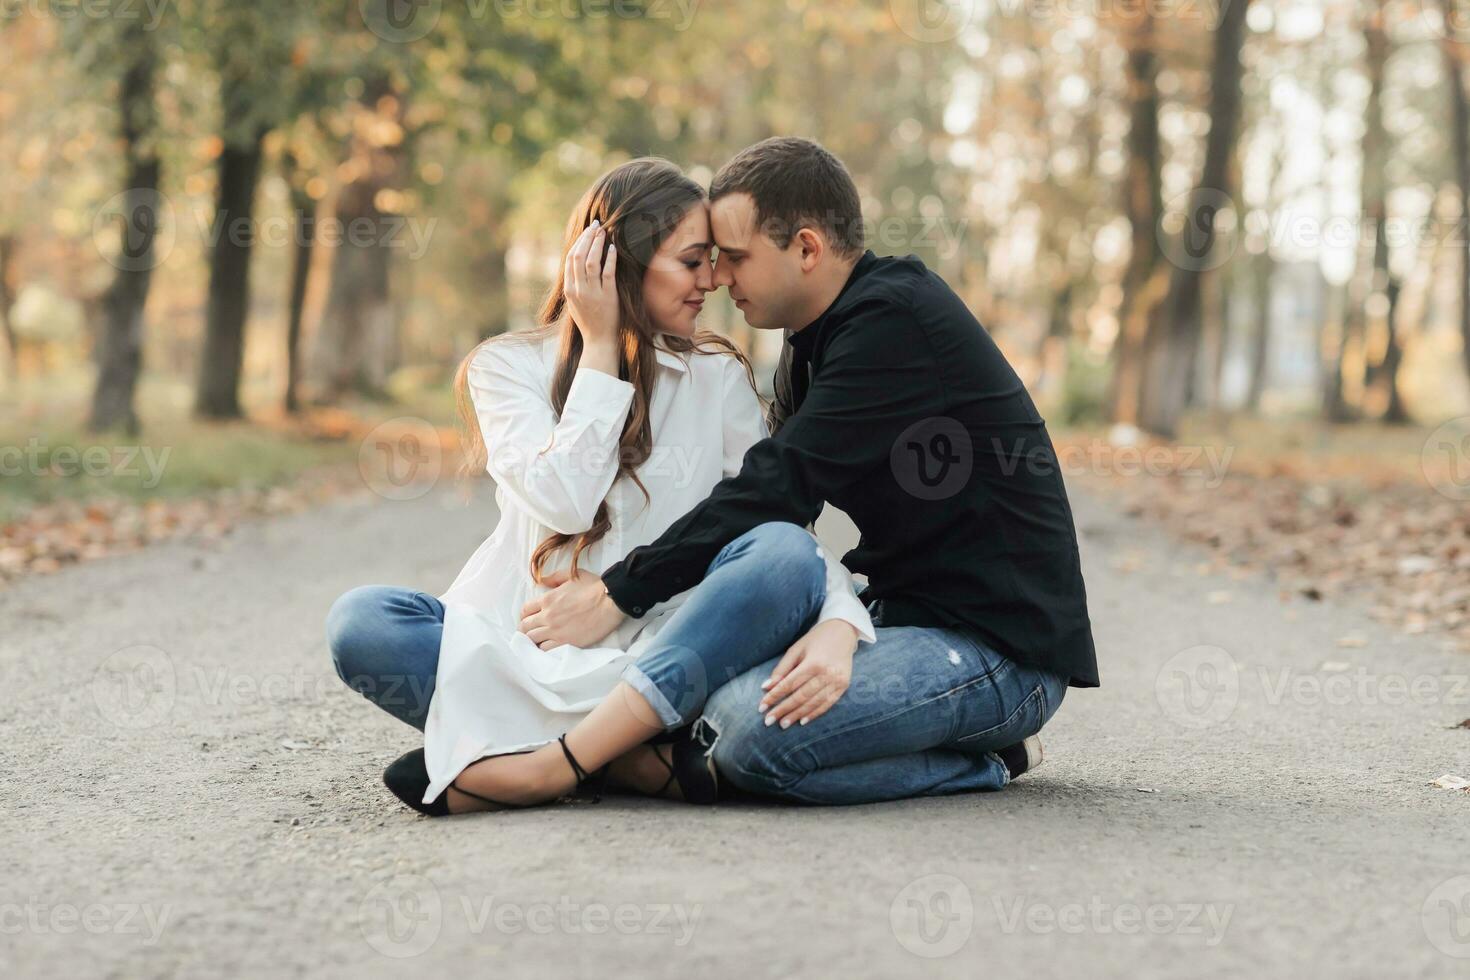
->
xmin=998 ymin=735 xmax=1044 ymax=781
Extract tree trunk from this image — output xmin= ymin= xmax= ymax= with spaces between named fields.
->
xmin=1245 ymin=249 xmax=1273 ymax=412
xmin=0 ymin=235 xmax=18 ymax=381
xmin=88 ymin=35 xmax=159 ymax=435
xmin=1328 ymin=2 xmax=1390 ymax=423
xmin=1138 ymin=0 xmax=1251 ymax=437
xmin=307 ymin=79 xmax=404 ymax=403
xmin=1207 ymin=267 xmax=1232 ymax=413
xmin=195 ymin=123 xmax=267 ymax=419
xmin=282 ymin=153 xmax=317 ymax=414
xmin=1441 ymin=3 xmax=1470 ymax=385
xmin=1360 ymin=4 xmax=1393 ymax=419
xmin=1106 ymin=10 xmax=1164 ymax=426
xmin=1381 ymin=276 xmax=1410 ymax=423
xmin=310 ymin=178 xmax=396 ymax=401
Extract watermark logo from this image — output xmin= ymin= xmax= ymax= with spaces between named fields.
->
xmin=891 ymin=417 xmax=973 ymax=501
xmin=360 ymin=874 xmax=443 ymax=958
xmin=357 ymin=876 xmax=702 ymax=956
xmin=991 ymin=896 xmax=1233 ymax=945
xmin=1 ymin=0 xmax=173 ymax=30
xmin=618 ymin=643 xmax=707 ymax=729
xmin=1422 ymin=417 xmax=1470 ymax=501
xmin=91 ymin=644 xmax=176 ymax=730
xmin=0 ymin=438 xmax=171 ymax=487
xmin=1155 ymin=644 xmax=1239 ymax=730
xmin=360 ymin=0 xmax=441 ymax=42
xmin=1423 ymin=875 xmax=1470 ymax=959
xmin=358 ymin=417 xmax=443 ymax=501
xmin=889 ymin=0 xmax=975 ymax=42
xmin=0 ymin=900 xmax=172 ymax=945
xmin=93 ymin=187 xmax=175 ymax=273
xmin=890 ymin=873 xmax=973 ymax=958
xmin=1158 ymin=187 xmax=1238 ymax=272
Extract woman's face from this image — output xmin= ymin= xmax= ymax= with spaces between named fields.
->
xmin=640 ymin=204 xmax=714 ymax=338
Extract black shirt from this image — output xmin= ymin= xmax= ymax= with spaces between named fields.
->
xmin=602 ymin=251 xmax=1099 ymax=688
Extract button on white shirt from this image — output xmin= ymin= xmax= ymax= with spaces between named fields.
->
xmin=423 ymin=332 xmax=873 ymax=801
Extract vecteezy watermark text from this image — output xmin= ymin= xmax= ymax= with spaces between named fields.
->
xmin=1 ymin=438 xmax=171 ymax=489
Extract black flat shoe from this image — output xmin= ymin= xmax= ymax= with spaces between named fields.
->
xmin=382 ymin=748 xmax=531 ymax=817
xmin=383 ymin=736 xmax=607 ymax=817
xmin=649 ymin=730 xmax=719 ymax=804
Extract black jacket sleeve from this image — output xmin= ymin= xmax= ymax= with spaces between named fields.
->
xmin=601 ymin=299 xmax=945 ymax=616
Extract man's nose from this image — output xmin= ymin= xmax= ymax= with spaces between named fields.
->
xmin=712 ymin=255 xmax=734 ymax=288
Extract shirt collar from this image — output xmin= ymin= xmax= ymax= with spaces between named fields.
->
xmin=787 ymin=250 xmax=879 ymax=354
xmin=653 ymin=342 xmax=690 ymax=375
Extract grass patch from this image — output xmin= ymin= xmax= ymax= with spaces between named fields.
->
xmin=0 ymin=368 xmax=461 ymax=524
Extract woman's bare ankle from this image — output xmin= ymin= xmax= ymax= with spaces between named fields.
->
xmin=454 ymin=748 xmax=573 ymax=807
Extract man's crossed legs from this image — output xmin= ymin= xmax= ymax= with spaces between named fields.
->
xmin=327 ymin=522 xmax=1065 ymax=805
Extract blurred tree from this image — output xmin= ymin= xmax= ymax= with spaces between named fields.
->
xmin=307 ymin=1 xmax=594 ymax=402
xmin=1106 ymin=9 xmax=1165 ymax=426
xmin=192 ymin=0 xmax=311 ymax=419
xmin=1138 ymin=0 xmax=1252 ymax=437
xmin=85 ymin=20 xmax=163 ymax=434
xmin=1441 ymin=0 xmax=1470 ymax=384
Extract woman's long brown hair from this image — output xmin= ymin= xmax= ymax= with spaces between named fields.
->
xmin=453 ymin=158 xmax=756 ymax=583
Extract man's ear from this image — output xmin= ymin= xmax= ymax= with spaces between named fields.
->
xmin=794 ymin=227 xmax=825 ymax=272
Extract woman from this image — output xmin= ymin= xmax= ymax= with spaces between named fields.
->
xmin=327 ymin=158 xmax=872 ymax=815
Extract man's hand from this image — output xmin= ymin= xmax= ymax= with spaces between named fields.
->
xmin=519 ymin=569 xmax=626 ymax=650
xmin=758 ymin=620 xmax=859 ymax=729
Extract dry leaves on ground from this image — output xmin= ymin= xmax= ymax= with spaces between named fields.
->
xmin=1057 ymin=431 xmax=1470 ymax=654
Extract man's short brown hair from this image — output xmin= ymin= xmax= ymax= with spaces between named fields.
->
xmin=710 ymin=137 xmax=865 ymax=258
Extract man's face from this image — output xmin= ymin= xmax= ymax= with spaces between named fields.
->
xmin=710 ymin=193 xmax=805 ymax=331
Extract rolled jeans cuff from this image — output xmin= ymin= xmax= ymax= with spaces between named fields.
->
xmin=620 ymin=663 xmax=683 ymax=729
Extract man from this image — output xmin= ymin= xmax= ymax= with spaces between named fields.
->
xmin=527 ymin=137 xmax=1097 ymax=804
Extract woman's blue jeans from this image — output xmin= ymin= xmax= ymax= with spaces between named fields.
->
xmin=326 ymin=521 xmax=1066 ymax=804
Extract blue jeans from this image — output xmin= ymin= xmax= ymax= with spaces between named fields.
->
xmin=327 ymin=523 xmax=1066 ymax=804
xmin=327 ymin=585 xmax=444 ymax=729
xmin=620 ymin=521 xmax=829 ymax=728
xmin=323 ymin=521 xmax=827 ymax=732
xmin=699 ymin=608 xmax=1067 ymax=804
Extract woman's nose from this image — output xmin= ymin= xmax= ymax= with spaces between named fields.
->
xmin=696 ymin=260 xmax=714 ymax=291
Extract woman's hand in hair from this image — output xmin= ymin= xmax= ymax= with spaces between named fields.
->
xmin=756 ymin=620 xmax=860 ymax=729
xmin=563 ymin=219 xmax=621 ymax=368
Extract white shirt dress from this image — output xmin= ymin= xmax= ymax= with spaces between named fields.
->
xmin=422 ymin=333 xmax=874 ymax=801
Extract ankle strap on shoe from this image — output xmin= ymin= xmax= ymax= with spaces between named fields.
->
xmin=557 ymin=734 xmax=591 ymax=782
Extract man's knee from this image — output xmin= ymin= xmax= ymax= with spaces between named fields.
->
xmin=719 ymin=521 xmax=825 ymax=591
xmin=702 ymin=677 xmax=801 ymax=795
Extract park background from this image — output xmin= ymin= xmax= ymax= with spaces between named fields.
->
xmin=6 ymin=3 xmax=1470 ymax=976
xmin=5 ymin=0 xmax=1470 ymax=654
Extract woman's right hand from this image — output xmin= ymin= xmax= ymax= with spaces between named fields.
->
xmin=563 ymin=220 xmax=620 ymax=348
